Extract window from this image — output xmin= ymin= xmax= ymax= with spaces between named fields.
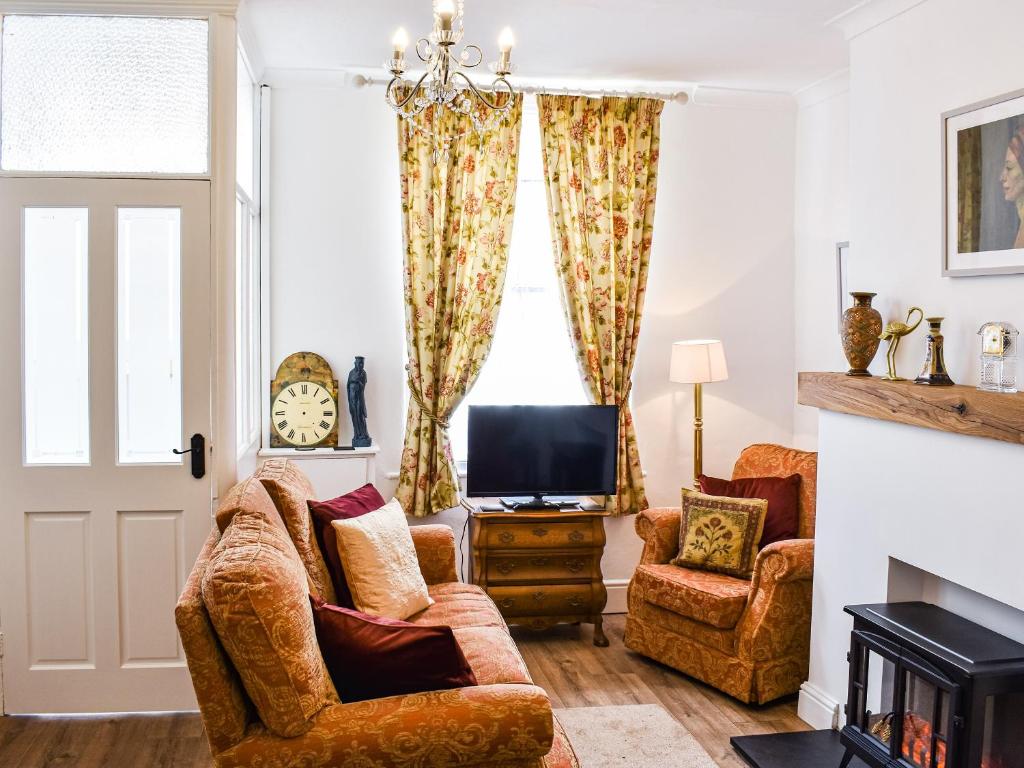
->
xmin=448 ymin=98 xmax=587 ymax=462
xmin=116 ymin=207 xmax=183 ymax=464
xmin=0 ymin=15 xmax=209 ymax=174
xmin=234 ymin=44 xmax=261 ymax=454
xmin=23 ymin=208 xmax=90 ymax=465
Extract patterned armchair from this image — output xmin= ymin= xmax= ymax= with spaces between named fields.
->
xmin=623 ymin=444 xmax=817 ymax=704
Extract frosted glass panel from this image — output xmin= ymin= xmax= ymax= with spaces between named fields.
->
xmin=236 ymin=49 xmax=255 ymax=199
xmin=117 ymin=208 xmax=182 ymax=464
xmin=23 ymin=208 xmax=90 ymax=465
xmin=1 ymin=15 xmax=209 ymax=173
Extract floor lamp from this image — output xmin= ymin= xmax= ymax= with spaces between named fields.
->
xmin=670 ymin=340 xmax=729 ymax=489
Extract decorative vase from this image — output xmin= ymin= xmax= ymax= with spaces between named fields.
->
xmin=914 ymin=317 xmax=955 ymax=386
xmin=841 ymin=292 xmax=883 ymax=376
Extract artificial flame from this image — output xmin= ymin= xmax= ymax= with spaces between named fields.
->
xmin=901 ymin=713 xmax=1007 ymax=768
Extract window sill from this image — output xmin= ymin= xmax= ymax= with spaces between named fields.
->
xmin=258 ymin=445 xmax=380 ymax=459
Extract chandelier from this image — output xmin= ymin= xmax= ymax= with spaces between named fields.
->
xmin=385 ymin=0 xmax=517 ymax=156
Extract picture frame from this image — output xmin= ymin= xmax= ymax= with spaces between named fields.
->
xmin=942 ymin=88 xmax=1024 ymax=277
xmin=836 ymin=241 xmax=850 ymax=333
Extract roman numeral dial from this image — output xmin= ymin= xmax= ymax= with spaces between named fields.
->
xmin=270 ymin=379 xmax=338 ymax=447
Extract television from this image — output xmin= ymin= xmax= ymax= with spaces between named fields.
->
xmin=466 ymin=405 xmax=618 ymax=506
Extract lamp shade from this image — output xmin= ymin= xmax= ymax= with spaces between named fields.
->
xmin=669 ymin=339 xmax=729 ymax=384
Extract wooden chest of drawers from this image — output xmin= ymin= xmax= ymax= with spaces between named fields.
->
xmin=469 ymin=507 xmax=610 ymax=646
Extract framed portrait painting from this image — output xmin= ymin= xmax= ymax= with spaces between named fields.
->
xmin=943 ymin=88 xmax=1024 ymax=276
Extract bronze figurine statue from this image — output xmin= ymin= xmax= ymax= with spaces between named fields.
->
xmin=347 ymin=356 xmax=372 ymax=448
xmin=880 ymin=307 xmax=924 ymax=381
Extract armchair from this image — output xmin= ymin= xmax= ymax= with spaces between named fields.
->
xmin=623 ymin=444 xmax=817 ymax=704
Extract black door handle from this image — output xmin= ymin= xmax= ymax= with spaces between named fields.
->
xmin=173 ymin=433 xmax=206 ymax=479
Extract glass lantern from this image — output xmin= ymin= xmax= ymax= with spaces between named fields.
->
xmin=977 ymin=322 xmax=1018 ymax=393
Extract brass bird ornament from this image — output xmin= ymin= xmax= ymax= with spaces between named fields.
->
xmin=879 ymin=306 xmax=924 ymax=380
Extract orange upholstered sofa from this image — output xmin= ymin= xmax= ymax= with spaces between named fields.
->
xmin=176 ymin=460 xmax=578 ymax=767
xmin=623 ymin=444 xmax=817 ymax=704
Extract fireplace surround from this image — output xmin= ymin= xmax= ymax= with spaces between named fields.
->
xmin=841 ymin=602 xmax=1024 ymax=768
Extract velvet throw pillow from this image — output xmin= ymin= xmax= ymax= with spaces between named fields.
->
xmin=331 ymin=498 xmax=434 ymax=620
xmin=308 ymin=484 xmax=387 ymax=608
xmin=672 ymin=488 xmax=767 ymax=579
xmin=309 ymin=596 xmax=477 ymax=703
xmin=698 ymin=473 xmax=801 ymax=549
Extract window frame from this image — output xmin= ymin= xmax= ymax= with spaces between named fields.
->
xmin=234 ymin=40 xmax=261 ymax=456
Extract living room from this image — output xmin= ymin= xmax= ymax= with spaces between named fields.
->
xmin=1 ymin=1 xmax=1023 ymax=767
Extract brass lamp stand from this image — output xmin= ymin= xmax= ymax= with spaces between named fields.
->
xmin=670 ymin=340 xmax=729 ymax=488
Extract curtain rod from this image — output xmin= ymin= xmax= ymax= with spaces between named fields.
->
xmin=348 ymin=73 xmax=690 ymax=104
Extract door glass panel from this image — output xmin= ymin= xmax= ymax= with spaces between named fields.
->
xmin=864 ymin=648 xmax=896 ymax=751
xmin=117 ymin=208 xmax=182 ymax=464
xmin=901 ymin=671 xmax=944 ymax=768
xmin=23 ymin=208 xmax=90 ymax=464
xmin=1 ymin=15 xmax=209 ymax=173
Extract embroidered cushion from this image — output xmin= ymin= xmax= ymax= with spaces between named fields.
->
xmin=308 ymin=483 xmax=387 ymax=608
xmin=309 ymin=596 xmax=477 ymax=703
xmin=671 ymin=488 xmax=766 ymax=579
xmin=331 ymin=498 xmax=434 ymax=620
xmin=201 ymin=505 xmax=337 ymax=738
xmin=257 ymin=459 xmax=337 ymax=605
xmin=698 ymin=473 xmax=801 ymax=549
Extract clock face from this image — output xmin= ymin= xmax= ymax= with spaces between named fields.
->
xmin=271 ymin=381 xmax=337 ymax=447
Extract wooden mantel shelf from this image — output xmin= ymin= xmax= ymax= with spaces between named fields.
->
xmin=798 ymin=372 xmax=1024 ymax=446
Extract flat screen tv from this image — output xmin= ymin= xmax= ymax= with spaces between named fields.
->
xmin=466 ymin=405 xmax=618 ymax=503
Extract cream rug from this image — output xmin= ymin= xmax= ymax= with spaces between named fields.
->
xmin=555 ymin=704 xmax=719 ymax=768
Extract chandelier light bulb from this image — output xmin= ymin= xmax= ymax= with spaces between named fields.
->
xmin=391 ymin=27 xmax=409 ymax=56
xmin=436 ymin=0 xmax=455 ymax=31
xmin=498 ymin=27 xmax=515 ymax=53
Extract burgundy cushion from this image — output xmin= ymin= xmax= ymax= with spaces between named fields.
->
xmin=309 ymin=596 xmax=477 ymax=703
xmin=698 ymin=473 xmax=801 ymax=549
xmin=308 ymin=484 xmax=387 ymax=608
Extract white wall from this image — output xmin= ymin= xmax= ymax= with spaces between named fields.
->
xmin=796 ymin=0 xmax=1024 ymax=729
xmin=267 ymin=81 xmax=799 ymax=607
xmin=793 ymin=84 xmax=850 ymax=449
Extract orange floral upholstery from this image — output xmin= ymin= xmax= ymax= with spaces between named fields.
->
xmin=178 ymin=462 xmax=579 ymax=767
xmin=257 ymin=459 xmax=338 ymax=605
xmin=411 ymin=524 xmax=460 ymax=585
xmin=631 ymin=564 xmax=750 ymax=629
xmin=201 ymin=501 xmax=338 ymax=738
xmin=624 ymin=444 xmax=817 ymax=704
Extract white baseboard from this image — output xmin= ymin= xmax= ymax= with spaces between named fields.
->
xmin=604 ymin=578 xmax=629 ymax=614
xmin=798 ymin=682 xmax=841 ymax=730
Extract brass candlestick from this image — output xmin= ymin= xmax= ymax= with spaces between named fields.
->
xmin=914 ymin=317 xmax=955 ymax=386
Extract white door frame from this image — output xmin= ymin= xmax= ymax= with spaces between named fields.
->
xmin=0 ymin=0 xmax=240 ymax=713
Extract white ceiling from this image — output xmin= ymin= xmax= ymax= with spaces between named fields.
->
xmin=243 ymin=0 xmax=856 ymax=93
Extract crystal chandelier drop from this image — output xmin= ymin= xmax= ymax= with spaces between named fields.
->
xmin=385 ymin=0 xmax=517 ymax=158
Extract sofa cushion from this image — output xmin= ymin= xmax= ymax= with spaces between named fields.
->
xmin=452 ymin=626 xmax=532 ymax=686
xmin=309 ymin=596 xmax=477 ymax=703
xmin=699 ymin=473 xmax=801 ymax=549
xmin=201 ymin=504 xmax=337 ymax=738
xmin=632 ymin=564 xmax=750 ymax=629
xmin=257 ymin=459 xmax=337 ymax=605
xmin=214 ymin=475 xmax=287 ymax=536
xmin=330 ymin=499 xmax=434 ymax=620
xmin=308 ymin=483 xmax=387 ymax=608
xmin=410 ymin=584 xmax=508 ymax=630
xmin=672 ymin=488 xmax=766 ymax=579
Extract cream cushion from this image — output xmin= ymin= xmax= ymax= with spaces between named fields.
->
xmin=331 ymin=498 xmax=434 ymax=620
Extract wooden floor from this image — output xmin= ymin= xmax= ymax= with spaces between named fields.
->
xmin=0 ymin=614 xmax=807 ymax=768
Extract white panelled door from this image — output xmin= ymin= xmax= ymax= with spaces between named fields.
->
xmin=0 ymin=178 xmax=213 ymax=713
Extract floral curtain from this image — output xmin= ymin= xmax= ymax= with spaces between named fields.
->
xmin=396 ymin=97 xmax=523 ymax=517
xmin=537 ymin=94 xmax=664 ymax=516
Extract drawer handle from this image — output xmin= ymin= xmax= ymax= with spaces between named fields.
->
xmin=531 ymin=557 xmax=550 ymax=567
xmin=568 ymin=530 xmax=585 ymax=543
xmin=495 ymin=561 xmax=516 ymax=575
xmin=532 ymin=527 xmax=549 ymax=537
xmin=532 ymin=591 xmax=546 ymax=602
xmin=567 ymin=596 xmax=586 ymax=609
xmin=499 ymin=598 xmax=516 ymax=610
xmin=498 ymin=531 xmax=515 ymax=544
xmin=566 ymin=558 xmax=586 ymax=573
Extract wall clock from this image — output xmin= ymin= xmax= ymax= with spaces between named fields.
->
xmin=269 ymin=352 xmax=339 ymax=448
